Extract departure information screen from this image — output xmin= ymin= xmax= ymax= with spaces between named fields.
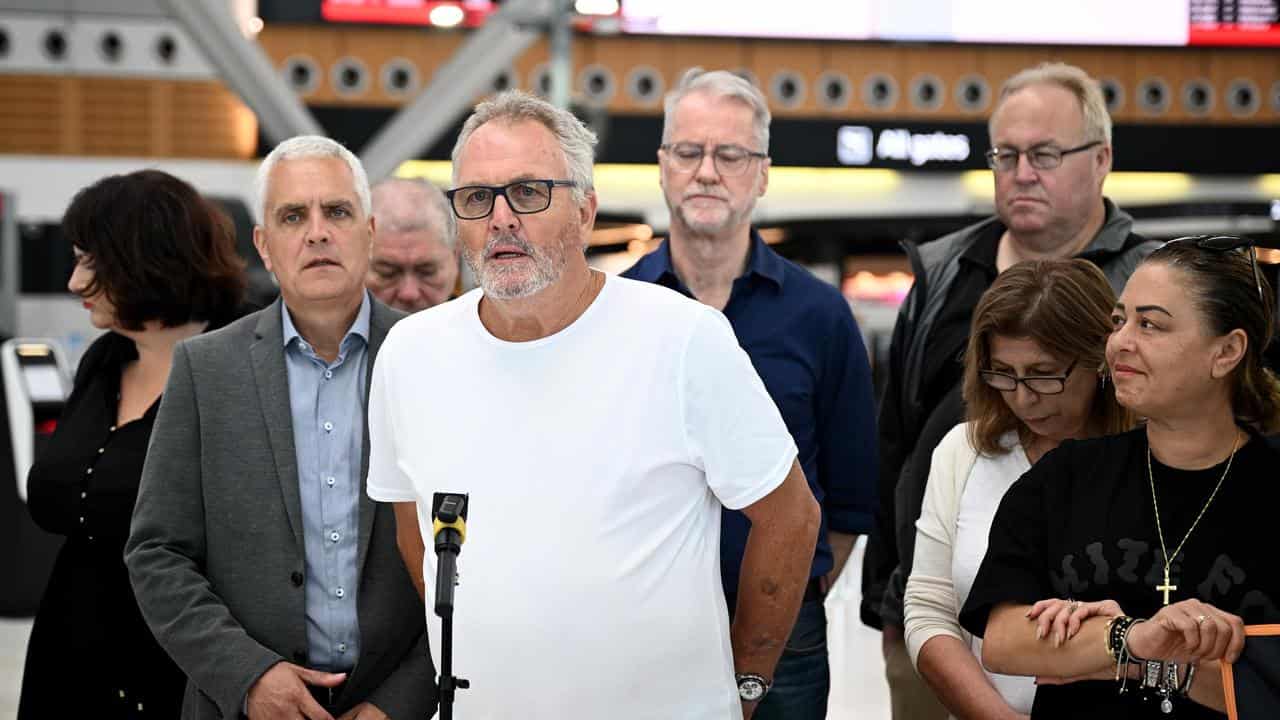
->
xmin=618 ymin=0 xmax=1280 ymax=46
xmin=1189 ymin=0 xmax=1280 ymax=45
xmin=312 ymin=0 xmax=1280 ymax=46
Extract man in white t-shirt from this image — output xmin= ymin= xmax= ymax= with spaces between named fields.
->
xmin=366 ymin=90 xmax=821 ymax=719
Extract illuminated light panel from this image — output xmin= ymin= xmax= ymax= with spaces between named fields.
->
xmin=961 ymin=170 xmax=993 ymax=199
xmin=397 ymin=160 xmax=903 ymax=196
xmin=963 ymin=171 xmax=1196 ymax=204
xmin=575 ymin=0 xmax=620 ymax=14
xmin=429 ymin=4 xmax=465 ymax=27
xmin=1258 ymin=174 xmax=1280 ymax=197
xmin=15 ymin=343 xmax=52 ymax=357
xmin=1102 ymin=172 xmax=1194 ymax=200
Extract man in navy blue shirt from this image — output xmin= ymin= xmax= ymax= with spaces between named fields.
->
xmin=623 ymin=68 xmax=878 ymax=719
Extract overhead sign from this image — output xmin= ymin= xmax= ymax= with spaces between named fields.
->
xmin=838 ymin=125 xmax=973 ymax=167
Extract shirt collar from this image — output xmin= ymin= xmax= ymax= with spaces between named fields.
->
xmin=633 ymin=229 xmax=785 ymax=291
xmin=281 ymin=291 xmax=372 ymax=350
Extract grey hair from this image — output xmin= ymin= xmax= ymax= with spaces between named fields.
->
xmin=254 ymin=135 xmax=371 ymax=224
xmin=451 ymin=90 xmax=596 ymax=203
xmin=991 ymin=62 xmax=1112 ymax=146
xmin=371 ymin=177 xmax=458 ymax=250
xmin=662 ymin=68 xmax=771 ymax=153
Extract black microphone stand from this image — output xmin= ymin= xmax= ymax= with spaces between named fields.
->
xmin=433 ymin=494 xmax=469 ymax=720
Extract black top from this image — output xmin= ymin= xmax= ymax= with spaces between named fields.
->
xmin=19 ymin=332 xmax=184 ymax=719
xmin=960 ymin=428 xmax=1280 ymax=719
xmin=920 ymin=223 xmax=1000 ymax=414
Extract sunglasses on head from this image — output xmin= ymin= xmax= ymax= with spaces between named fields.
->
xmin=1160 ymin=235 xmax=1263 ymax=304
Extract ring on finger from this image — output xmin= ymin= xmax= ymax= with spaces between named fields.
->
xmin=1196 ymin=614 xmax=1208 ymax=625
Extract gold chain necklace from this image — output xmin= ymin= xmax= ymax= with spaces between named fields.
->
xmin=1146 ymin=433 xmax=1239 ymax=605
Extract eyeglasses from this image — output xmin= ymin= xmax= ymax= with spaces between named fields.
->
xmin=445 ymin=179 xmax=577 ymax=220
xmin=1162 ymin=235 xmax=1264 ymax=304
xmin=660 ymin=142 xmax=768 ymax=177
xmin=984 ymin=141 xmax=1102 ymax=172
xmin=979 ymin=358 xmax=1078 ymax=395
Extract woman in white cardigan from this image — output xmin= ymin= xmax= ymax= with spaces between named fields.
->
xmin=903 ymin=259 xmax=1135 ymax=719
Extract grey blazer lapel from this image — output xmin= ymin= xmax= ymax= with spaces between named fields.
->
xmin=356 ymin=299 xmax=397 ymax=574
xmin=249 ymin=299 xmax=306 ymax=553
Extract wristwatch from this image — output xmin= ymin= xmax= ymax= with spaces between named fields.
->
xmin=736 ymin=673 xmax=771 ymax=702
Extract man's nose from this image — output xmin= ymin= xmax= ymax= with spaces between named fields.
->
xmin=694 ymin=150 xmax=722 ymax=184
xmin=489 ymin=195 xmax=520 ymax=232
xmin=1013 ymin=152 xmax=1039 ymax=184
xmin=306 ymin=213 xmax=330 ymax=244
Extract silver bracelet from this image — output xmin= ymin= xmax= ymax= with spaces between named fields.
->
xmin=1179 ymin=663 xmax=1197 ymax=697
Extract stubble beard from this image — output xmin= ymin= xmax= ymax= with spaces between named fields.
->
xmin=463 ymin=228 xmax=572 ymax=301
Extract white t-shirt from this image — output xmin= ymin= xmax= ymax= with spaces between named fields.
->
xmin=367 ymin=275 xmax=798 ymax=720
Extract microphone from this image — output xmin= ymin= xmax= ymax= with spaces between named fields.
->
xmin=431 ymin=493 xmax=468 ymax=618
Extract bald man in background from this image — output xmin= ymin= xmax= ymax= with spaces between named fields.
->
xmin=366 ymin=178 xmax=460 ymax=312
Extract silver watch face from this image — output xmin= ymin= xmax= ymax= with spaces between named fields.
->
xmin=738 ymin=677 xmax=767 ymax=702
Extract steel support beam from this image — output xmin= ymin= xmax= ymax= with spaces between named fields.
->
xmin=359 ymin=0 xmax=559 ymax=182
xmin=160 ymin=0 xmax=322 ymax=146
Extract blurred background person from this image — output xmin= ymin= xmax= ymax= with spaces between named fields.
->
xmin=961 ymin=237 xmax=1280 ymax=718
xmin=624 ymin=68 xmax=878 ymax=719
xmin=904 ymin=258 xmax=1133 ymax=719
xmin=18 ymin=169 xmax=246 ymax=719
xmin=366 ymin=177 xmax=460 ymax=312
xmin=862 ymin=63 xmax=1158 ymax=719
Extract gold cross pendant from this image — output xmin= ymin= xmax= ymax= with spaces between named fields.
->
xmin=1157 ymin=569 xmax=1177 ymax=606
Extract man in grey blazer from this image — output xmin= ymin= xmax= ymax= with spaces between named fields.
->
xmin=126 ymin=136 xmax=435 ymax=720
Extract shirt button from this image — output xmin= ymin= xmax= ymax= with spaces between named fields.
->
xmin=329 ymin=531 xmax=341 ymax=543
xmin=290 ymin=571 xmax=304 ymax=587
xmin=335 ymin=587 xmax=345 ymax=598
xmin=108 ymin=425 xmax=116 ymax=433
xmin=324 ymin=370 xmax=333 ymax=379
xmin=337 ymin=642 xmax=347 ymax=653
xmin=80 ymin=491 xmax=87 ymax=499
xmin=323 ymin=421 xmax=333 ymax=432
xmin=326 ymin=476 xmax=336 ymax=487
xmin=85 ymin=467 xmax=93 ymax=475
xmin=97 ymin=447 xmax=105 ymax=454
xmin=79 ymin=516 xmax=85 ymax=524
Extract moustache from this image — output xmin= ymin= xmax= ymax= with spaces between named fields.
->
xmin=682 ymin=185 xmax=728 ymax=202
xmin=482 ymin=232 xmax=537 ymax=258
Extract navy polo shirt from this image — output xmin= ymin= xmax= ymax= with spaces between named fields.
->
xmin=622 ymin=231 xmax=879 ymax=594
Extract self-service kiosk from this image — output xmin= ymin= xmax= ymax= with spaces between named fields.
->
xmin=0 ymin=339 xmax=71 ymax=616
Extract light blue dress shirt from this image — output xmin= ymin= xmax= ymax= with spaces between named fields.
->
xmin=281 ymin=293 xmax=370 ymax=672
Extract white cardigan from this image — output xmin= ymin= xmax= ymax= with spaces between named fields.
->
xmin=903 ymin=422 xmax=1036 ymax=715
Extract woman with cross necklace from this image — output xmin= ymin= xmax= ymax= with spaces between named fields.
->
xmin=956 ymin=236 xmax=1280 ymax=719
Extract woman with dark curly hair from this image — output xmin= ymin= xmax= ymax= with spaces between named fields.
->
xmin=19 ymin=169 xmax=246 ymax=719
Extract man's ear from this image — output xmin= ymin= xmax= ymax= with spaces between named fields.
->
xmin=252 ymin=225 xmax=273 ymax=273
xmin=579 ymin=190 xmax=599 ymax=237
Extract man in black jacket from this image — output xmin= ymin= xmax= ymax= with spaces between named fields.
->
xmin=861 ymin=61 xmax=1158 ymax=719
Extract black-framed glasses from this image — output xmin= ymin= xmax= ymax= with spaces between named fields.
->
xmin=984 ymin=141 xmax=1102 ymax=172
xmin=979 ymin=358 xmax=1078 ymax=395
xmin=445 ymin=179 xmax=577 ymax=220
xmin=1162 ymin=235 xmax=1264 ymax=304
xmin=660 ymin=142 xmax=768 ymax=176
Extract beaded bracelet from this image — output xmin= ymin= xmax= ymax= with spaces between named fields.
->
xmin=1107 ymin=615 xmax=1140 ymax=662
